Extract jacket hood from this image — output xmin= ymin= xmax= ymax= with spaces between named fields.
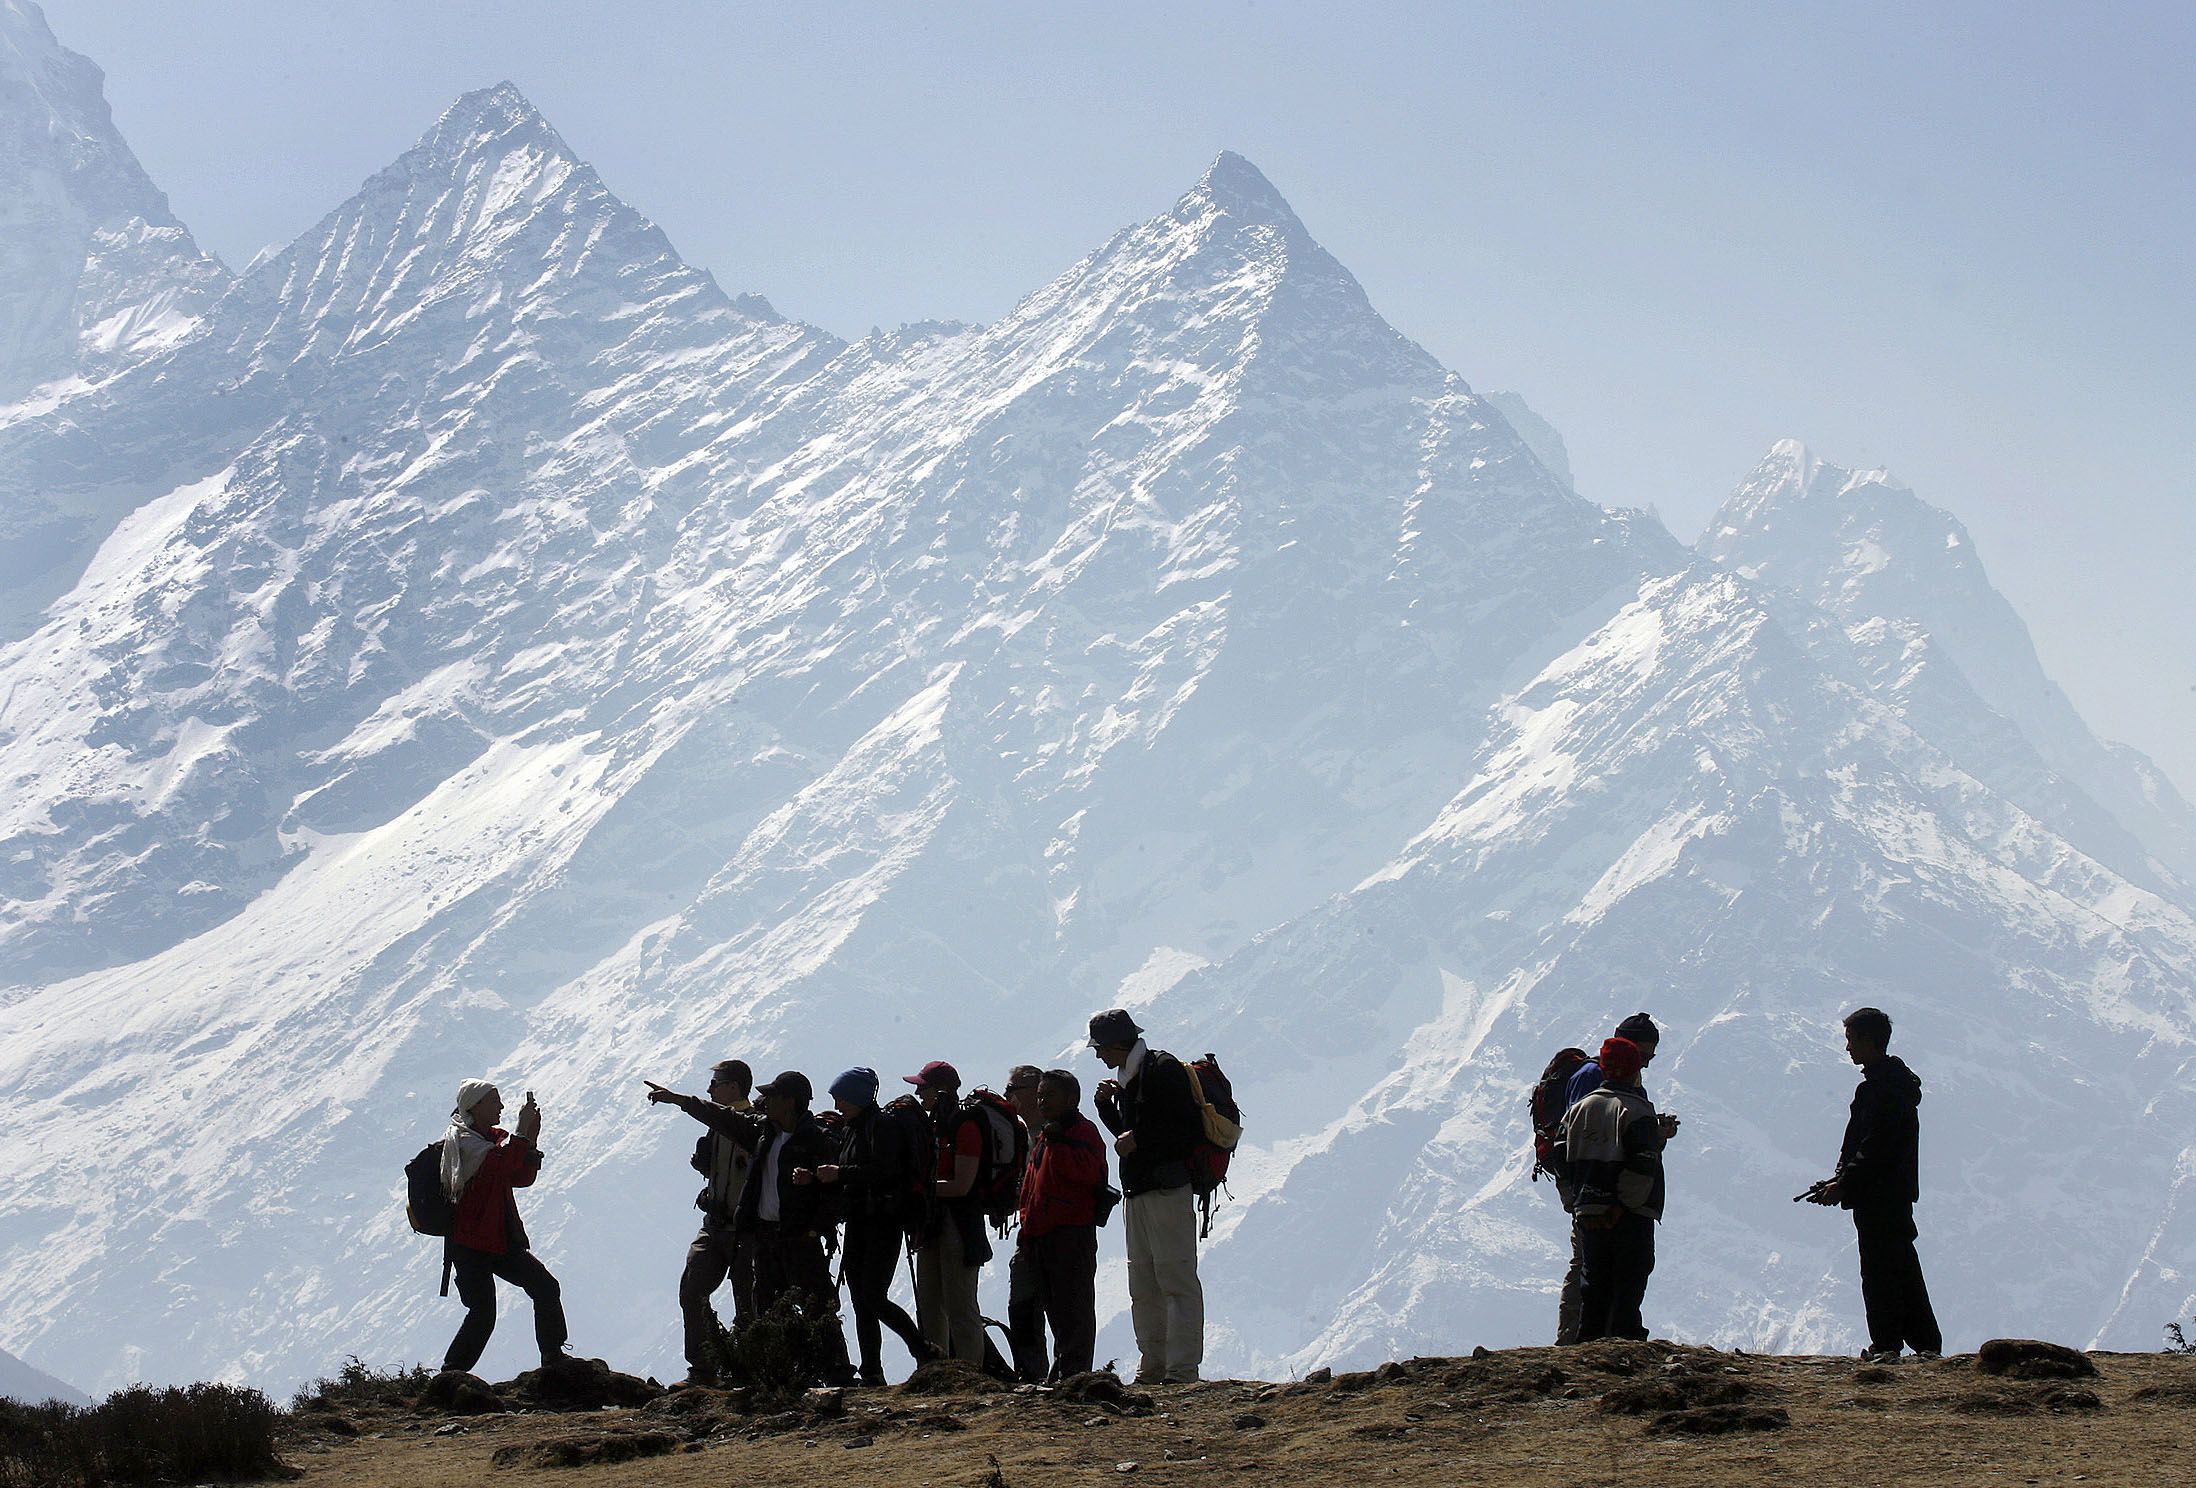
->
xmin=1865 ymin=1054 xmax=1923 ymax=1108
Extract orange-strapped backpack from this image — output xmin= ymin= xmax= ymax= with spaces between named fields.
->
xmin=1529 ymin=1047 xmax=1591 ymax=1182
xmin=1183 ymin=1053 xmax=1242 ymax=1237
xmin=961 ymin=1088 xmax=1030 ymax=1232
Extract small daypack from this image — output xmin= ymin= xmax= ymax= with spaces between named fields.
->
xmin=1528 ymin=1047 xmax=1592 ymax=1182
xmin=404 ymin=1141 xmax=455 ymax=1237
xmin=404 ymin=1139 xmax=459 ymax=1297
xmin=961 ymin=1088 xmax=1030 ymax=1231
xmin=1183 ymin=1053 xmax=1242 ymax=1238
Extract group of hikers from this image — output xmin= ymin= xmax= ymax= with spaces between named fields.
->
xmin=413 ymin=1008 xmax=1233 ymax=1387
xmin=1532 ymin=1005 xmax=1941 ymax=1361
xmin=413 ymin=1000 xmax=1941 ymax=1388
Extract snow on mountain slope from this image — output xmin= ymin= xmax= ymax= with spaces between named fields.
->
xmin=1704 ymin=441 xmax=2196 ymax=890
xmin=2 ymin=43 xmax=2193 ymax=1395
xmin=0 ymin=81 xmax=838 ymax=982
xmin=0 ymin=0 xmax=225 ymax=398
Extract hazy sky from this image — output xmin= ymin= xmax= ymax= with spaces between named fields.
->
xmin=43 ymin=0 xmax=2196 ymax=795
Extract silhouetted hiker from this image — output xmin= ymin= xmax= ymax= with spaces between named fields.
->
xmin=1554 ymin=1013 xmax=1669 ymax=1344
xmin=1001 ymin=1063 xmax=1048 ymax=1381
xmin=1560 ymin=1037 xmax=1674 ymax=1342
xmin=797 ymin=1067 xmax=934 ymax=1385
xmin=1805 ymin=1007 xmax=1942 ymax=1361
xmin=905 ymin=1061 xmax=992 ymax=1363
xmin=1091 ymin=1008 xmax=1206 ymax=1384
xmin=736 ymin=1070 xmax=852 ymax=1381
xmin=1018 ymin=1068 xmax=1110 ymax=1380
xmin=438 ymin=1081 xmax=570 ymax=1375
xmin=645 ymin=1060 xmax=756 ymax=1382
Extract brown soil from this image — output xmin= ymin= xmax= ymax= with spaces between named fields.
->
xmin=281 ymin=1341 xmax=2196 ymax=1488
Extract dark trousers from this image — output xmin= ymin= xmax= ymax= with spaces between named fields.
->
xmin=679 ymin=1222 xmax=750 ymax=1371
xmin=1007 ymin=1244 xmax=1050 ymax=1381
xmin=1854 ymin=1203 xmax=1941 ymax=1354
xmin=842 ymin=1217 xmax=929 ymax=1380
xmin=747 ymin=1224 xmax=851 ymax=1374
xmin=444 ymin=1244 xmax=567 ymax=1373
xmin=1576 ymin=1213 xmax=1655 ymax=1342
xmin=1023 ymin=1225 xmax=1099 ymax=1380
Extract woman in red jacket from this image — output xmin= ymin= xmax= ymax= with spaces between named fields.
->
xmin=440 ymin=1080 xmax=570 ymax=1375
xmin=1017 ymin=1069 xmax=1111 ymax=1380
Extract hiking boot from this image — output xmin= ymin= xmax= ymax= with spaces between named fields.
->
xmin=1912 ymin=1350 xmax=1942 ymax=1361
xmin=858 ymin=1365 xmax=888 ymax=1388
xmin=540 ymin=1346 xmax=581 ymax=1371
xmin=1859 ymin=1347 xmax=1902 ymax=1363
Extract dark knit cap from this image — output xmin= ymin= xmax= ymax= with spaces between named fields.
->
xmin=1614 ymin=1012 xmax=1660 ymax=1048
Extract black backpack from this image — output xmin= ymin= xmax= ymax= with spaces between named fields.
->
xmin=961 ymin=1089 xmax=1031 ymax=1232
xmin=1528 ymin=1047 xmax=1591 ymax=1182
xmin=404 ymin=1142 xmax=455 ymax=1236
xmin=877 ymin=1095 xmax=936 ymax=1234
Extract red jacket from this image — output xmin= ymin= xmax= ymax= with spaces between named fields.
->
xmin=1018 ymin=1111 xmax=1108 ymax=1239
xmin=451 ymin=1128 xmax=542 ymax=1254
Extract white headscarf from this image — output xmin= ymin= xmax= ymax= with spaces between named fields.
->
xmin=441 ymin=1079 xmax=500 ymax=1203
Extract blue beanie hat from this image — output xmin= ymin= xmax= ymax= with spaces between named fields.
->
xmin=829 ymin=1067 xmax=880 ymax=1106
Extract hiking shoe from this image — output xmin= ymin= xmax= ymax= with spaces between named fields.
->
xmin=540 ymin=1346 xmax=581 ymax=1371
xmin=1912 ymin=1350 xmax=1942 ymax=1361
xmin=1859 ymin=1347 xmax=1902 ymax=1363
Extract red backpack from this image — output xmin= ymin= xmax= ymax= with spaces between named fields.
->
xmin=1183 ymin=1054 xmax=1242 ymax=1237
xmin=960 ymin=1089 xmax=1030 ymax=1231
xmin=1529 ymin=1047 xmax=1591 ymax=1181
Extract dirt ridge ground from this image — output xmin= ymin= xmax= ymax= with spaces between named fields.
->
xmin=283 ymin=1341 xmax=2196 ymax=1487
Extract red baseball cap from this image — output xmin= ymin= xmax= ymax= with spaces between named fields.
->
xmin=903 ymin=1060 xmax=961 ymax=1089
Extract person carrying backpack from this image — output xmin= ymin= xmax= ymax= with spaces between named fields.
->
xmin=1800 ymin=1007 xmax=1942 ymax=1362
xmin=797 ymin=1068 xmax=934 ymax=1385
xmin=1089 ymin=1008 xmax=1206 ymax=1385
xmin=1549 ymin=1012 xmax=1671 ymax=1344
xmin=1559 ymin=1037 xmax=1674 ymax=1342
xmin=438 ymin=1080 xmax=571 ymax=1375
xmin=1018 ymin=1068 xmax=1110 ymax=1380
xmin=901 ymin=1061 xmax=992 ymax=1363
xmin=644 ymin=1059 xmax=757 ymax=1383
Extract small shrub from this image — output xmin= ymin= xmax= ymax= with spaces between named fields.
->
xmin=290 ymin=1355 xmax=434 ymax=1413
xmin=708 ymin=1296 xmax=847 ymax=1411
xmin=2165 ymin=1320 xmax=2194 ymax=1355
xmin=0 ymin=1382 xmax=285 ymax=1488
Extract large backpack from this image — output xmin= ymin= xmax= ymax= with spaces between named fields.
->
xmin=874 ymin=1095 xmax=936 ymax=1233
xmin=960 ymin=1088 xmax=1030 ymax=1232
xmin=1528 ymin=1047 xmax=1592 ymax=1182
xmin=1183 ymin=1054 xmax=1242 ymax=1238
xmin=404 ymin=1142 xmax=455 ymax=1237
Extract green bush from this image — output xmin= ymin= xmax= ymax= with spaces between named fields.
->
xmin=0 ymin=1382 xmax=284 ymax=1487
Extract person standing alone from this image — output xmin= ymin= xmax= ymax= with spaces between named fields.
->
xmin=1090 ymin=1008 xmax=1205 ymax=1385
xmin=439 ymin=1081 xmax=570 ymax=1375
xmin=1809 ymin=1007 xmax=1942 ymax=1361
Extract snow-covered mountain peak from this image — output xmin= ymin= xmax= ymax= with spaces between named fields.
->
xmin=0 ymin=0 xmax=227 ymax=397
xmin=404 ymin=79 xmax=575 ymax=182
xmin=1703 ymin=440 xmax=2196 ymax=889
xmin=1182 ymin=149 xmax=1308 ymax=235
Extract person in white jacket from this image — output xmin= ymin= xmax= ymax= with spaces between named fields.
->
xmin=1558 ymin=1036 xmax=1677 ymax=1342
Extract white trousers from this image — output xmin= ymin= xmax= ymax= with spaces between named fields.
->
xmin=1124 ymin=1184 xmax=1203 ymax=1382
